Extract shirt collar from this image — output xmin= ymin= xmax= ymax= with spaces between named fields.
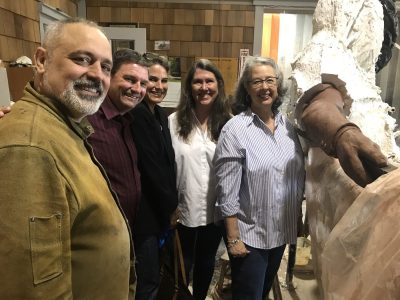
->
xmin=100 ymin=96 xmax=123 ymax=121
xmin=243 ymin=108 xmax=284 ymax=127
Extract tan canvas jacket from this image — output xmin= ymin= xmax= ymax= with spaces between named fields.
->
xmin=0 ymin=83 xmax=131 ymax=299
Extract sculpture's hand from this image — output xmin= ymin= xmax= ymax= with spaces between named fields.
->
xmin=335 ymin=127 xmax=388 ymax=187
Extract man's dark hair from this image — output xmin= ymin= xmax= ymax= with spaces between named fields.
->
xmin=111 ymin=49 xmax=148 ymax=76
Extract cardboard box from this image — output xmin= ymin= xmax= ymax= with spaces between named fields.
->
xmin=6 ymin=67 xmax=35 ymax=101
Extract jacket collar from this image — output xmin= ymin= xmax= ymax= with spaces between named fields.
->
xmin=23 ymin=82 xmax=94 ymax=139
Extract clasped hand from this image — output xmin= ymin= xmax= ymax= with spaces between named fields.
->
xmin=336 ymin=128 xmax=388 ymax=187
xmin=227 ymin=240 xmax=250 ymax=258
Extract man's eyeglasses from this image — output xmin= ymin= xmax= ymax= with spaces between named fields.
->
xmin=248 ymin=77 xmax=278 ymax=88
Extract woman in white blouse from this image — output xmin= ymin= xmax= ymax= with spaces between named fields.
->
xmin=168 ymin=59 xmax=231 ymax=300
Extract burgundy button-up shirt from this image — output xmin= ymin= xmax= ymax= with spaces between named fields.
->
xmin=87 ymin=96 xmax=141 ymax=229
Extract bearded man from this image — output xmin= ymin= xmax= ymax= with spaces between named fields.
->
xmin=0 ymin=19 xmax=132 ymax=299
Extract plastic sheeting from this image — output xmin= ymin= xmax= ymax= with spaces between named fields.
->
xmin=321 ymin=167 xmax=400 ymax=299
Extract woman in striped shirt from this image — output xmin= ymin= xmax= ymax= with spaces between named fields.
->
xmin=214 ymin=56 xmax=305 ymax=300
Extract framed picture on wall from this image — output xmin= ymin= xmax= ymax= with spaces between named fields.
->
xmin=154 ymin=41 xmax=170 ymax=51
xmin=111 ymin=40 xmax=135 ymax=53
xmin=39 ymin=3 xmax=69 ymax=43
xmin=168 ymin=57 xmax=181 ymax=78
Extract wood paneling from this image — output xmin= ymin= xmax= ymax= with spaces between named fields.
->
xmin=153 ymin=8 xmax=164 ymax=24
xmin=99 ymin=7 xmax=112 ymax=22
xmin=199 ymin=57 xmax=238 ymax=97
xmin=86 ymin=1 xmax=255 ymax=79
xmin=0 ymin=0 xmax=41 ymax=64
xmin=174 ymin=9 xmax=185 ymax=25
xmin=232 ymin=27 xmax=243 ymax=43
xmin=204 ymin=10 xmax=214 ymax=26
xmin=142 ymin=8 xmax=154 ymax=24
xmin=201 ymin=42 xmax=215 ymax=57
xmin=87 ymin=7 xmax=100 ymax=21
xmin=43 ymin=0 xmax=77 ymax=17
xmin=130 ymin=7 xmax=144 ymax=23
xmin=150 ymin=24 xmax=165 ymax=40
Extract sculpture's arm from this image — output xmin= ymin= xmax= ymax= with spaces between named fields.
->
xmin=302 ymin=84 xmax=388 ymax=187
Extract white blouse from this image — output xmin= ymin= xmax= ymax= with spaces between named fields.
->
xmin=168 ymin=112 xmax=218 ymax=227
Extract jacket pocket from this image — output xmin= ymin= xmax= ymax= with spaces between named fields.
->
xmin=29 ymin=213 xmax=63 ymax=285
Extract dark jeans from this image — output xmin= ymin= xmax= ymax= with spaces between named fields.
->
xmin=177 ymin=223 xmax=222 ymax=300
xmin=229 ymin=243 xmax=286 ymax=300
xmin=134 ymin=234 xmax=160 ymax=300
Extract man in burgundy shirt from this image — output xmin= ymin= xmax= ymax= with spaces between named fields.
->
xmin=88 ymin=49 xmax=148 ymax=229
xmin=87 ymin=49 xmax=149 ymax=298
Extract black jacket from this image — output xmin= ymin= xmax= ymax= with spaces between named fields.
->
xmin=130 ymin=101 xmax=178 ymax=235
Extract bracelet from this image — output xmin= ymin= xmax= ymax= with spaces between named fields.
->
xmin=226 ymin=239 xmax=241 ymax=248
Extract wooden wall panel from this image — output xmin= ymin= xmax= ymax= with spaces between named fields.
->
xmin=0 ymin=0 xmax=42 ymax=64
xmin=0 ymin=36 xmax=9 ymax=61
xmin=221 ymin=27 xmax=233 ymax=42
xmin=174 ymin=9 xmax=185 ymax=25
xmin=179 ymin=41 xmax=190 ymax=57
xmin=153 ymin=8 xmax=164 ymax=24
xmin=210 ymin=26 xmax=221 ymax=42
xmin=87 ymin=7 xmax=100 ymax=21
xmin=199 ymin=57 xmax=238 ymax=97
xmin=99 ymin=7 xmax=112 ymax=22
xmin=43 ymin=0 xmax=77 ymax=17
xmin=171 ymin=25 xmax=192 ymax=41
xmin=120 ymin=8 xmax=131 ymax=23
xmin=243 ymin=27 xmax=254 ymax=43
xmin=201 ymin=42 xmax=215 ymax=57
xmin=187 ymin=41 xmax=202 ymax=57
xmin=168 ymin=41 xmax=181 ymax=56
xmin=232 ymin=27 xmax=243 ymax=43
xmin=142 ymin=8 xmax=154 ymax=24
xmin=149 ymin=24 xmax=164 ymax=40
xmin=183 ymin=10 xmax=195 ymax=25
xmin=163 ymin=9 xmax=174 ymax=23
xmin=111 ymin=7 xmax=131 ymax=23
xmin=245 ymin=11 xmax=255 ymax=27
xmin=2 ymin=0 xmax=21 ymax=15
xmin=0 ymin=8 xmax=16 ymax=36
xmin=130 ymin=7 xmax=144 ymax=23
xmin=193 ymin=26 xmax=210 ymax=42
xmin=204 ymin=10 xmax=214 ymax=26
xmin=22 ymin=40 xmax=37 ymax=58
xmin=86 ymin=1 xmax=255 ymax=80
xmin=21 ymin=0 xmax=38 ymax=20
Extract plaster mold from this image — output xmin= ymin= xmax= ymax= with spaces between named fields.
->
xmin=288 ymin=0 xmax=400 ymax=298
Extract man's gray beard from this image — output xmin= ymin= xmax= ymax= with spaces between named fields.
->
xmin=60 ymin=82 xmax=105 ymax=118
xmin=43 ymin=75 xmax=105 ymax=120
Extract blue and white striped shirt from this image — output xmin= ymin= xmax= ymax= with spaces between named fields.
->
xmin=214 ymin=109 xmax=305 ymax=249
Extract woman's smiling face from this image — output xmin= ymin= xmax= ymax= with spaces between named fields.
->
xmin=191 ymin=68 xmax=218 ymax=109
xmin=246 ymin=64 xmax=278 ymax=112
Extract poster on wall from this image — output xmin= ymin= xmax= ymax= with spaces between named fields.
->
xmin=168 ymin=57 xmax=181 ymax=78
xmin=154 ymin=41 xmax=170 ymax=50
xmin=239 ymin=49 xmax=250 ymax=78
xmin=112 ymin=40 xmax=135 ymax=54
